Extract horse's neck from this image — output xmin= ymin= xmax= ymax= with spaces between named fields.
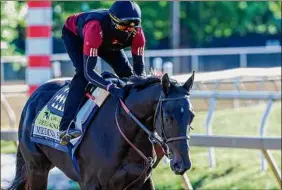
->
xmin=119 ymin=84 xmax=161 ymax=161
xmin=125 ymin=84 xmax=161 ymax=123
xmin=79 ymin=84 xmax=161 ymax=178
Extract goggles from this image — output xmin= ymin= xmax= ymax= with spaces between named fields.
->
xmin=110 ymin=13 xmax=140 ymax=32
xmin=115 ymin=23 xmax=136 ymax=32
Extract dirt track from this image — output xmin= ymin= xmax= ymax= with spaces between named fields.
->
xmin=1 ymin=79 xmax=281 ymax=128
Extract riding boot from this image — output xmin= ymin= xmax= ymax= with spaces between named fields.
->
xmin=59 ymin=71 xmax=88 ymax=145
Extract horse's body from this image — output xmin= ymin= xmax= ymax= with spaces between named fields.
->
xmin=9 ymin=74 xmax=195 ymax=190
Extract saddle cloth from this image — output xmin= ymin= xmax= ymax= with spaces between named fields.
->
xmin=30 ymin=85 xmax=110 ymax=152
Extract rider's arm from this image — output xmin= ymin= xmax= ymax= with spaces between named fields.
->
xmin=83 ymin=21 xmax=112 ymax=91
xmin=131 ymin=28 xmax=146 ymax=76
xmin=64 ymin=13 xmax=82 ymax=35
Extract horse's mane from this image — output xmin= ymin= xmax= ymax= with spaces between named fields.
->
xmin=128 ymin=74 xmax=180 ymax=90
xmin=129 ymin=76 xmax=160 ymax=89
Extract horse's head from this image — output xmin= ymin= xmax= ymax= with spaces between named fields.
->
xmin=154 ymin=72 xmax=195 ymax=175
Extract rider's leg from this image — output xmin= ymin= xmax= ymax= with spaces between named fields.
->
xmin=59 ymin=71 xmax=88 ymax=142
xmin=99 ymin=49 xmax=133 ymax=78
xmin=59 ymin=26 xmax=87 ymax=145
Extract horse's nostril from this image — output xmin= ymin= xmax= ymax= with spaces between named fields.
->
xmin=173 ymin=163 xmax=182 ymax=172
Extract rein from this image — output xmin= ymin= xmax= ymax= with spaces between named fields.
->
xmin=118 ymin=94 xmax=190 ymax=157
xmin=114 ymin=92 xmax=190 ymax=189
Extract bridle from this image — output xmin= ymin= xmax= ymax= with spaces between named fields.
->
xmin=153 ymin=93 xmax=191 ymax=147
xmin=114 ymin=92 xmax=190 ymax=189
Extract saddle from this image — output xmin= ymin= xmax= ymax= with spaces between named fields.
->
xmin=31 ymin=72 xmax=128 ymax=152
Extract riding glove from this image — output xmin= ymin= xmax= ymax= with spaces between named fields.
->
xmin=108 ymin=84 xmax=125 ymax=100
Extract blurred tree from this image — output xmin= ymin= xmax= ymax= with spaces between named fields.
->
xmin=52 ymin=1 xmax=170 ymax=48
xmin=180 ymin=1 xmax=281 ymax=47
xmin=52 ymin=1 xmax=281 ymax=48
xmin=1 ymin=1 xmax=281 ymax=54
xmin=1 ymin=1 xmax=26 ymax=55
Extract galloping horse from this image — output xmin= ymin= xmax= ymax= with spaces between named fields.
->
xmin=8 ymin=72 xmax=195 ymax=190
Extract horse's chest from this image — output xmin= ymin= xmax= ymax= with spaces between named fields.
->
xmin=104 ymin=163 xmax=149 ymax=189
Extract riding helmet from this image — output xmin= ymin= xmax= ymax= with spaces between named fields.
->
xmin=109 ymin=1 xmax=141 ymax=27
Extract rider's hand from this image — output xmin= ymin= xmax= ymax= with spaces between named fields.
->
xmin=108 ymin=84 xmax=125 ymax=100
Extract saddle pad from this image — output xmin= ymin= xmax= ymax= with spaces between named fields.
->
xmin=30 ymin=85 xmax=108 ymax=152
xmin=31 ymin=105 xmax=68 ymax=152
xmin=47 ymin=86 xmax=69 ymax=117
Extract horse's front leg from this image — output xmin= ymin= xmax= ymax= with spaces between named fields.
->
xmin=140 ymin=177 xmax=154 ymax=190
xmin=26 ymin=164 xmax=51 ymax=190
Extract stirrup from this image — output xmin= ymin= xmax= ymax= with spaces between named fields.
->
xmin=60 ymin=133 xmax=71 ymax=146
xmin=66 ymin=120 xmax=82 ymax=137
xmin=59 ymin=129 xmax=82 ymax=145
xmin=59 ymin=121 xmax=82 ymax=145
xmin=68 ymin=129 xmax=82 ymax=138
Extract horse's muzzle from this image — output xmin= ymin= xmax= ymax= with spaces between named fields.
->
xmin=171 ymin=160 xmax=191 ymax=175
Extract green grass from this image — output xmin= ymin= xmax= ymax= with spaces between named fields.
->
xmin=152 ymin=102 xmax=281 ymax=190
xmin=1 ymin=140 xmax=17 ymax=153
xmin=1 ymin=103 xmax=281 ymax=189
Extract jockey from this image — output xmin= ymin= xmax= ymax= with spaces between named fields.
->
xmin=59 ymin=1 xmax=146 ymax=145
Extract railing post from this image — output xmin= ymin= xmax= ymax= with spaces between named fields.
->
xmin=191 ymin=55 xmax=199 ymax=72
xmin=259 ymin=99 xmax=274 ymax=171
xmin=1 ymin=62 xmax=4 ymax=83
xmin=1 ymin=93 xmax=17 ymax=129
xmin=261 ymin=149 xmax=282 ymax=189
xmin=163 ymin=61 xmax=173 ymax=76
xmin=1 ymin=92 xmax=17 ymax=146
xmin=52 ymin=61 xmax=61 ymax=78
xmin=233 ymin=77 xmax=241 ymax=108
xmin=239 ymin=53 xmax=247 ymax=68
xmin=182 ymin=173 xmax=193 ymax=190
xmin=206 ymin=97 xmax=217 ymax=168
xmin=213 ymin=80 xmax=221 ymax=90
xmin=153 ymin=57 xmax=163 ymax=74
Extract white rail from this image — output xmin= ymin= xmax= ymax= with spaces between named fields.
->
xmin=1 ymin=46 xmax=281 ymax=73
xmin=191 ymin=90 xmax=281 ymax=100
xmin=1 ymin=129 xmax=280 ymax=149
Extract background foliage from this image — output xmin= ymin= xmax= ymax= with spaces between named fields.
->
xmin=1 ymin=1 xmax=281 ymax=55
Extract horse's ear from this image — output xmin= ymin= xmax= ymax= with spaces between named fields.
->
xmin=161 ymin=73 xmax=170 ymax=95
xmin=183 ymin=71 xmax=195 ymax=92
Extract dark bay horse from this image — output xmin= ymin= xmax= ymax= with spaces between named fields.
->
xmin=8 ymin=73 xmax=195 ymax=190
